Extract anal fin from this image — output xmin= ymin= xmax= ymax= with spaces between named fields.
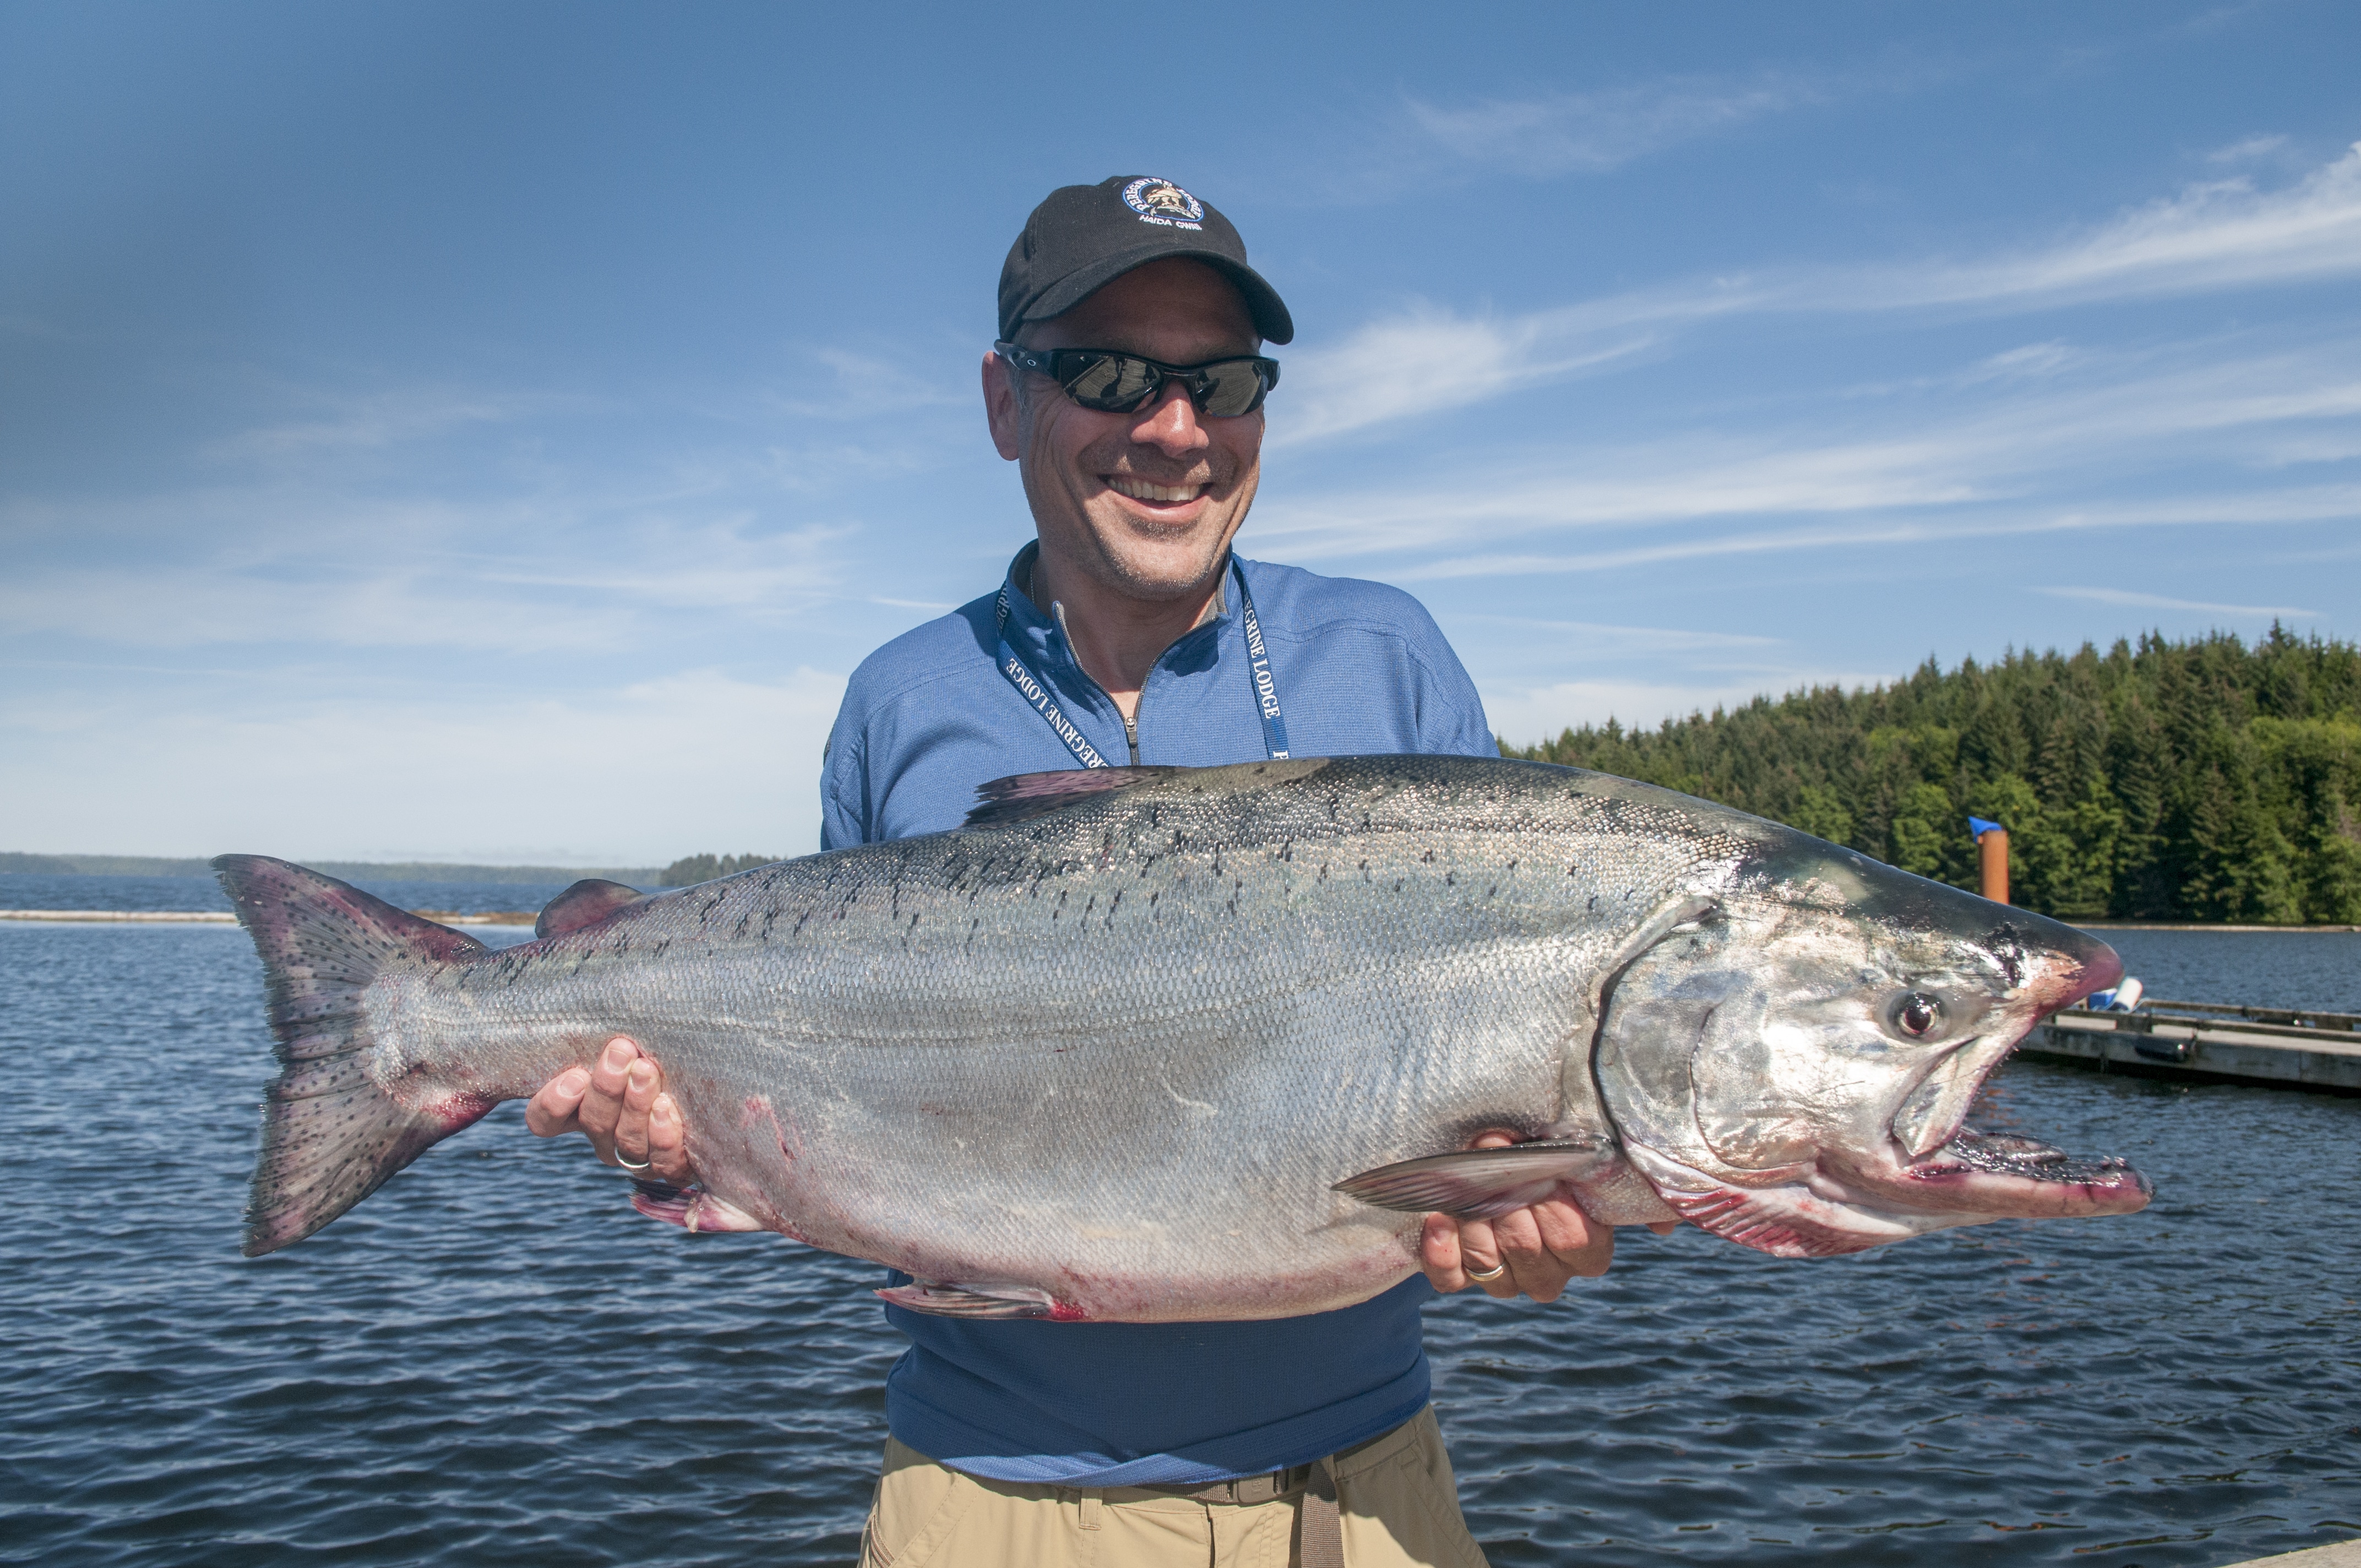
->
xmin=1334 ymin=1139 xmax=1618 ymax=1220
xmin=877 ymin=1281 xmax=1084 ymax=1320
xmin=630 ymin=1182 xmax=765 ymax=1234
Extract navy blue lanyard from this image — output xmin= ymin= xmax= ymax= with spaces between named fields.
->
xmin=994 ymin=556 xmax=1291 ymax=769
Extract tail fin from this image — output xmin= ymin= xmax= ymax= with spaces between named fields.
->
xmin=214 ymin=854 xmax=495 ymax=1256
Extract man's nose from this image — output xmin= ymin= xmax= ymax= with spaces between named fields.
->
xmin=1128 ymin=382 xmax=1210 ymax=457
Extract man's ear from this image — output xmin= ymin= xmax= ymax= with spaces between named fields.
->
xmin=982 ymin=348 xmax=1024 ymax=461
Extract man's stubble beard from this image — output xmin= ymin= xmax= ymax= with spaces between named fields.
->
xmin=1021 ymin=404 xmax=1261 ymax=606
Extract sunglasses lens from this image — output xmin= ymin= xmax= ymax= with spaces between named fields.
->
xmin=1062 ymin=353 xmax=1163 ymax=411
xmin=1194 ymin=362 xmax=1272 ymax=417
xmin=1049 ymin=352 xmax=1274 ymax=417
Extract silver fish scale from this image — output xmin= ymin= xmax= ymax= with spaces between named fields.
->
xmin=374 ymin=757 xmax=1769 ymax=1320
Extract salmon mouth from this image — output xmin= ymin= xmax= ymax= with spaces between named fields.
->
xmin=1837 ymin=1055 xmax=2154 ymax=1219
xmin=1870 ymin=930 xmax=2144 ymax=1216
xmin=1880 ymin=1032 xmax=2150 ymax=1219
xmin=1902 ymin=1128 xmax=2152 ymax=1215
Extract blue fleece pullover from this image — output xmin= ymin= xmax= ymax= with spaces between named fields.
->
xmin=818 ymin=546 xmax=1494 ymax=1486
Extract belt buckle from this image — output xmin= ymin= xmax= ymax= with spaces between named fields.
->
xmin=1237 ymin=1464 xmax=1307 ymax=1506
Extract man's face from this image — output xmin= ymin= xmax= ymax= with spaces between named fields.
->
xmin=984 ymin=258 xmax=1264 ymax=606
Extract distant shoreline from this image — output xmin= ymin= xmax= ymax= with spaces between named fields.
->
xmin=2075 ymin=922 xmax=2361 ymax=934
xmin=0 ymin=853 xmax=661 ymax=884
xmin=0 ymin=908 xmax=535 ymax=927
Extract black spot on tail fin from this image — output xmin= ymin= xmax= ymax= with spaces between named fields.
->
xmin=214 ymin=854 xmax=494 ymax=1257
xmin=535 ymin=878 xmax=645 ymax=939
xmin=962 ymin=767 xmax=1177 ymax=829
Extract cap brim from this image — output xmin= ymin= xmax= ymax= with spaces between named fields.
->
xmin=1018 ymin=242 xmax=1294 ymax=346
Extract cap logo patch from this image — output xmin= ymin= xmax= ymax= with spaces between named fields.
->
xmin=1121 ymin=177 xmax=1205 ymax=231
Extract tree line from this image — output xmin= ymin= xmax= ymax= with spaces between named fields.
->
xmin=658 ymin=853 xmax=780 ymax=887
xmin=1503 ymin=626 xmax=2361 ymax=925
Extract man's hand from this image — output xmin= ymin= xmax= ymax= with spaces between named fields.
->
xmin=524 ymin=1036 xmax=693 ymax=1185
xmin=1419 ymin=1131 xmax=1680 ymax=1302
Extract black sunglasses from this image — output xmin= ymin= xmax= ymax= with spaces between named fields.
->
xmin=995 ymin=341 xmax=1280 ymax=418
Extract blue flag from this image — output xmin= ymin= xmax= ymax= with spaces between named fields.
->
xmin=1968 ymin=816 xmax=2004 ymax=839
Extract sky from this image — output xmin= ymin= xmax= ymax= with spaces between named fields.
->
xmin=3 ymin=1 xmax=2357 ymax=864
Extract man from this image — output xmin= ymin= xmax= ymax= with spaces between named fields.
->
xmin=527 ymin=176 xmax=1644 ymax=1566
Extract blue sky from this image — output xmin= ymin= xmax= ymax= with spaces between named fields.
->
xmin=4 ymin=1 xmax=2357 ymax=863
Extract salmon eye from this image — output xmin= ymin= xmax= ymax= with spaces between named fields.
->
xmin=1895 ymin=993 xmax=1941 ymax=1038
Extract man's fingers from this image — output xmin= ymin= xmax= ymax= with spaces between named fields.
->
xmin=645 ymin=1092 xmax=692 ymax=1184
xmin=519 ymin=1039 xmax=682 ymax=1174
xmin=1454 ymin=1216 xmax=1518 ymax=1299
xmin=524 ymin=1068 xmax=591 ymax=1137
xmin=1648 ymin=1219 xmax=1681 ymax=1235
xmin=1489 ymin=1207 xmax=1566 ymax=1302
xmin=611 ymin=1059 xmax=660 ymax=1166
xmin=578 ymin=1037 xmax=638 ymax=1147
xmin=1424 ymin=1134 xmax=1635 ymax=1299
xmin=1532 ymin=1197 xmax=1615 ymax=1280
xmin=1420 ymin=1213 xmax=1468 ymax=1293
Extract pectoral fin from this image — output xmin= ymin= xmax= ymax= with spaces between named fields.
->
xmin=1334 ymin=1140 xmax=1619 ymax=1220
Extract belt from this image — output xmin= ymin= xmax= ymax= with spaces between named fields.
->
xmin=1141 ymin=1456 xmax=1344 ymax=1567
xmin=1151 ymin=1461 xmax=1312 ymax=1506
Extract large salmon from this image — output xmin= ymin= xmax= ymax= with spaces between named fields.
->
xmin=219 ymin=756 xmax=2147 ymax=1320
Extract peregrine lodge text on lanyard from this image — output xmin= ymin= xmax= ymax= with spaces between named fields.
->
xmin=993 ymin=557 xmax=1292 ymax=769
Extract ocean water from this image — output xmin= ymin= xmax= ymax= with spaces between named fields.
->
xmin=2094 ymin=927 xmax=2361 ymax=1016
xmin=2 ymin=911 xmax=2355 ymax=1567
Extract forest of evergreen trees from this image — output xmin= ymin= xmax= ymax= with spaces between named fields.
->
xmin=1505 ymin=627 xmax=2361 ymax=925
xmin=658 ymin=852 xmax=779 ymax=887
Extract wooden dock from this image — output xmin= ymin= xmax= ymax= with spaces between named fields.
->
xmin=2215 ymin=1543 xmax=2361 ymax=1567
xmin=2026 ymin=997 xmax=2361 ymax=1094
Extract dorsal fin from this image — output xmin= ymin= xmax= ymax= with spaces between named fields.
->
xmin=535 ymin=879 xmax=645 ymax=940
xmin=962 ymin=767 xmax=1177 ymax=829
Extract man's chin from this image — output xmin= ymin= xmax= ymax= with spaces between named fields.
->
xmin=1103 ymin=563 xmax=1228 ymax=604
xmin=1081 ymin=528 xmax=1238 ymax=602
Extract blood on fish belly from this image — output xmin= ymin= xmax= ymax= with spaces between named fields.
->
xmin=215 ymin=755 xmax=2150 ymax=1321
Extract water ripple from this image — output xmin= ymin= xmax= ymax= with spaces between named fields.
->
xmin=3 ymin=915 xmax=2356 ymax=1566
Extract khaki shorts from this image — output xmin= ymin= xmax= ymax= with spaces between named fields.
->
xmin=858 ymin=1406 xmax=1488 ymax=1568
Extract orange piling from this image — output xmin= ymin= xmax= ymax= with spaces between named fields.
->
xmin=1978 ymin=827 xmax=2010 ymax=906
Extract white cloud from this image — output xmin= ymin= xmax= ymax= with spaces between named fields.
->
xmin=1255 ymin=342 xmax=2361 ymax=569
xmin=1275 ymin=145 xmax=2361 ymax=445
xmin=0 ymin=666 xmax=848 ymax=862
xmin=1409 ymin=74 xmax=1820 ymax=176
xmin=1458 ymin=614 xmax=1781 ymax=654
xmin=0 ymin=472 xmax=852 ymax=652
xmin=2035 ymin=586 xmax=2319 ymax=618
xmin=1880 ymin=142 xmax=2361 ymax=307
xmin=1959 ymin=341 xmax=2081 ymax=383
xmin=2206 ymin=133 xmax=2289 ymax=164
xmin=209 ymin=389 xmax=573 ymax=462
xmin=1399 ymin=487 xmax=2361 ymax=582
xmin=1480 ymin=671 xmax=1890 ymax=749
xmin=1272 ymin=304 xmax=1658 ymax=445
xmin=774 ymin=347 xmax=965 ymax=421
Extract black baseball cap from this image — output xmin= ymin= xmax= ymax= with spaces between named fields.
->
xmin=998 ymin=176 xmax=1294 ymax=346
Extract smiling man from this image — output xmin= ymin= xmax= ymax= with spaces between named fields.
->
xmin=529 ymin=176 xmax=1633 ymax=1567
